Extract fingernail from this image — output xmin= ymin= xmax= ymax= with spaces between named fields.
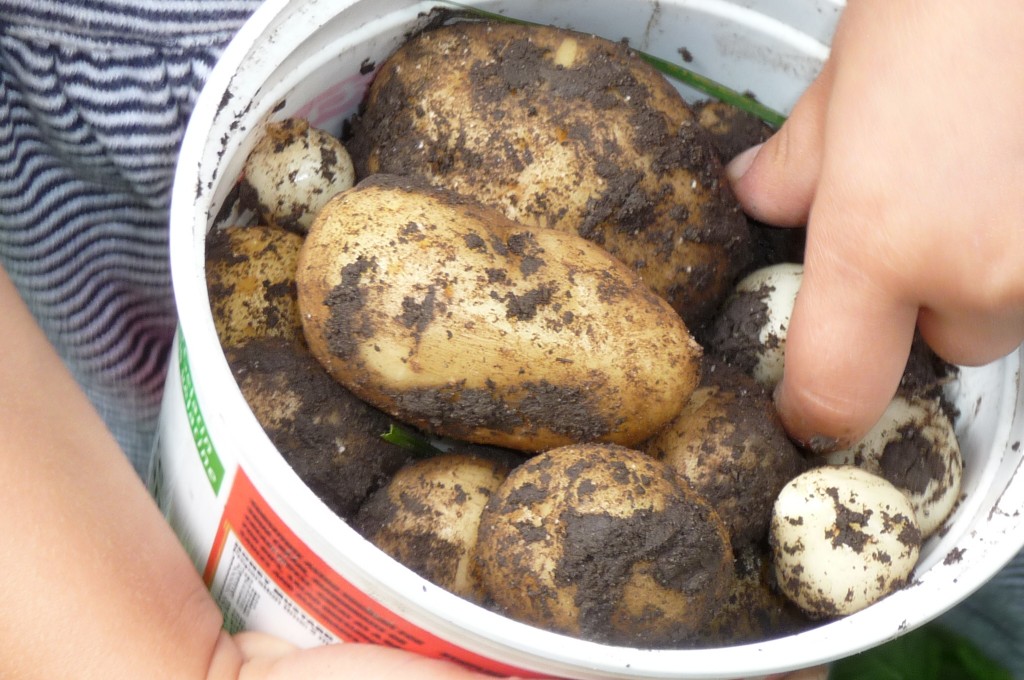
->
xmin=774 ymin=380 xmax=845 ymax=454
xmin=726 ymin=142 xmax=763 ymax=183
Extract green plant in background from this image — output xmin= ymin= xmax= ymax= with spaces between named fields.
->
xmin=829 ymin=623 xmax=1012 ymax=680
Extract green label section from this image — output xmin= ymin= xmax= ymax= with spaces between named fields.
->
xmin=179 ymin=332 xmax=225 ymax=494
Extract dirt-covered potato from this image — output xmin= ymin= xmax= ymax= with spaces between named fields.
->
xmin=296 ymin=174 xmax=702 ymax=453
xmin=474 ymin=443 xmax=734 ymax=648
xmin=240 ymin=118 xmax=355 ymax=234
xmin=690 ymin=100 xmax=805 ymax=286
xmin=226 ymin=336 xmax=412 ymax=519
xmin=206 ymin=224 xmax=305 ymax=349
xmin=642 ymin=361 xmax=806 ymax=547
xmin=708 ymin=262 xmax=803 ymax=387
xmin=771 ymin=466 xmax=922 ymax=619
xmin=701 ymin=542 xmax=813 ymax=646
xmin=692 ymin=99 xmax=774 ymax=165
xmin=824 ymin=393 xmax=963 ymax=538
xmin=354 ymin=453 xmax=513 ymax=603
xmin=349 ymin=20 xmax=752 ymax=329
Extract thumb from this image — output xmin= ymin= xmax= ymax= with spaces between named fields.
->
xmin=726 ymin=63 xmax=832 ymax=227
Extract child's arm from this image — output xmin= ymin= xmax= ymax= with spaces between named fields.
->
xmin=727 ymin=0 xmax=1024 ymax=449
xmin=0 ymin=267 xmax=500 ymax=680
xmin=0 ymin=265 xmax=226 ymax=678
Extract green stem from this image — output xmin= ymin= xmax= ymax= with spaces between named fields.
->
xmin=381 ymin=423 xmax=442 ymax=457
xmin=637 ymin=53 xmax=787 ymax=128
xmin=435 ymin=1 xmax=787 ymax=128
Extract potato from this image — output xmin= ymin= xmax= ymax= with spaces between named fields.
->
xmin=296 ymin=174 xmax=701 ymax=452
xmin=240 ymin=118 xmax=355 ymax=234
xmin=701 ymin=542 xmax=813 ymax=646
xmin=206 ymin=224 xmax=305 ymax=349
xmin=708 ymin=262 xmax=803 ymax=387
xmin=824 ymin=393 xmax=963 ymax=538
xmin=354 ymin=453 xmax=513 ymax=603
xmin=692 ymin=99 xmax=775 ymax=166
xmin=226 ymin=335 xmax=412 ymax=519
xmin=771 ymin=466 xmax=922 ymax=619
xmin=348 ymin=21 xmax=752 ymax=329
xmin=642 ymin=361 xmax=807 ymax=548
xmin=473 ymin=443 xmax=734 ymax=647
xmin=687 ymin=99 xmax=808 ymax=290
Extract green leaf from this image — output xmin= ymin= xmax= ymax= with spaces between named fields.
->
xmin=435 ymin=1 xmax=786 ymax=127
xmin=829 ymin=624 xmax=1013 ymax=680
xmin=381 ymin=424 xmax=442 ymax=457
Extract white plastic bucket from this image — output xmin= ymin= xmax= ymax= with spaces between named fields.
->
xmin=157 ymin=1 xmax=1024 ymax=678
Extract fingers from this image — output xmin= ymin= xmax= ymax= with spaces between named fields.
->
xmin=232 ymin=630 xmax=298 ymax=660
xmin=726 ymin=0 xmax=1024 ymax=453
xmin=765 ymin=664 xmax=830 ymax=680
xmin=323 ymin=644 xmax=513 ymax=680
xmin=726 ymin=62 xmax=832 ymax=227
xmin=917 ymin=306 xmax=1024 ymax=367
xmin=228 ymin=640 xmax=512 ymax=680
xmin=723 ymin=57 xmax=908 ymax=450
xmin=773 ymin=210 xmax=919 ymax=450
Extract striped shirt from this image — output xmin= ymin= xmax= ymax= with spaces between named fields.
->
xmin=0 ymin=0 xmax=261 ymax=474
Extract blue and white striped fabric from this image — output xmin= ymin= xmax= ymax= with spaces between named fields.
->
xmin=2 ymin=1 xmax=1024 ymax=676
xmin=0 ymin=0 xmax=261 ymax=474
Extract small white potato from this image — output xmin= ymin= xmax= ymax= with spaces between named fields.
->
xmin=770 ymin=465 xmax=921 ymax=619
xmin=824 ymin=394 xmax=963 ymax=538
xmin=242 ymin=118 xmax=355 ymax=233
xmin=710 ymin=262 xmax=802 ymax=386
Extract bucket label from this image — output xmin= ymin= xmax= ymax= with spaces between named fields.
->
xmin=178 ymin=332 xmax=226 ymax=494
xmin=205 ymin=469 xmax=546 ymax=677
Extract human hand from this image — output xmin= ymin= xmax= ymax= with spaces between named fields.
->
xmin=215 ymin=631 xmax=827 ymax=680
xmin=726 ymin=0 xmax=1024 ymax=449
xmin=767 ymin=667 xmax=829 ymax=680
xmin=208 ymin=631 xmax=517 ymax=679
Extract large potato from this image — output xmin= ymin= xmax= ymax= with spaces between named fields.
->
xmin=349 ymin=21 xmax=752 ymax=329
xmin=474 ymin=443 xmax=734 ymax=647
xmin=296 ymin=174 xmax=701 ymax=452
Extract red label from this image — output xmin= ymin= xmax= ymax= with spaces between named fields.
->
xmin=206 ymin=468 xmax=550 ymax=677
